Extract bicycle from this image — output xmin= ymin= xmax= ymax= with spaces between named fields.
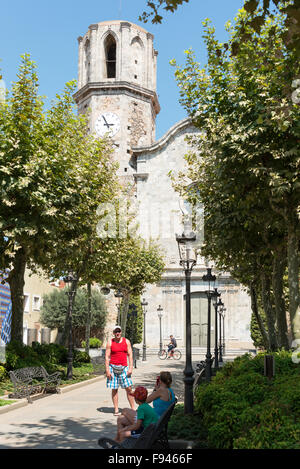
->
xmin=158 ymin=346 xmax=182 ymax=360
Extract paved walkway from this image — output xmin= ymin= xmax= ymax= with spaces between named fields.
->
xmin=0 ymin=355 xmax=206 ymax=449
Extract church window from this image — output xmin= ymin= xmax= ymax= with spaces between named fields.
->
xmin=104 ymin=35 xmax=116 ymax=78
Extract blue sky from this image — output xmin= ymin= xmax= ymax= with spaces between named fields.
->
xmin=0 ymin=0 xmax=243 ymax=139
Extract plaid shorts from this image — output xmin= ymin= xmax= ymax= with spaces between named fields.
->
xmin=106 ymin=365 xmax=133 ymax=389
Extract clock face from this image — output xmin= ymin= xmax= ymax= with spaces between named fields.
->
xmin=95 ymin=112 xmax=120 ymax=137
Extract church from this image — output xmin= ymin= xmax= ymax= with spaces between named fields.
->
xmin=73 ymin=20 xmax=253 ymax=352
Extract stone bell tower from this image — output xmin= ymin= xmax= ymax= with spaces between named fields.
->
xmin=73 ymin=21 xmax=160 ymax=176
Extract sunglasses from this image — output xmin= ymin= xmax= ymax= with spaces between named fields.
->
xmin=114 ymin=330 xmax=121 ymax=333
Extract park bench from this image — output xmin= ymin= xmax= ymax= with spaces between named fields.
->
xmin=9 ymin=366 xmax=62 ymax=403
xmin=98 ymin=400 xmax=176 ymax=450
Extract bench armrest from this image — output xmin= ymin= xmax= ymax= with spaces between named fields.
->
xmin=46 ymin=371 xmax=62 ymax=379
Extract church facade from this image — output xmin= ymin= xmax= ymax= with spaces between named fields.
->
xmin=74 ymin=20 xmax=253 ymax=352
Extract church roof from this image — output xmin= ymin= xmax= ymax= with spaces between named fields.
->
xmin=132 ymin=117 xmax=196 ymax=155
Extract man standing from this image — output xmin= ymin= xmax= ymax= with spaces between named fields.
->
xmin=105 ymin=325 xmax=135 ymax=416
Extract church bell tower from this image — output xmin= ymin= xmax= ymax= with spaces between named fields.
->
xmin=74 ymin=21 xmax=160 ymax=176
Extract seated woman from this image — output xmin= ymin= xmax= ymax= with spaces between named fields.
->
xmin=146 ymin=371 xmax=176 ymax=417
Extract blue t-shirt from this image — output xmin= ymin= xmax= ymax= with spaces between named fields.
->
xmin=153 ymin=388 xmax=175 ymax=417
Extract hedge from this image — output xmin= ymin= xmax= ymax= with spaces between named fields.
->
xmin=194 ymin=351 xmax=300 ymax=449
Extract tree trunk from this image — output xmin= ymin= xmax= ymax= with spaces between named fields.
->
xmin=272 ymin=246 xmax=289 ymax=349
xmin=8 ymin=247 xmax=27 ymax=343
xmin=85 ymin=282 xmax=92 ymax=355
xmin=287 ymin=220 xmax=300 ymax=342
xmin=120 ymin=290 xmax=130 ymax=337
xmin=250 ymin=283 xmax=269 ymax=349
xmin=261 ymin=272 xmax=278 ymax=351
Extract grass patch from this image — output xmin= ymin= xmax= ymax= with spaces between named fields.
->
xmin=59 ymin=362 xmax=105 ymax=386
xmin=0 ymin=399 xmax=17 ymax=406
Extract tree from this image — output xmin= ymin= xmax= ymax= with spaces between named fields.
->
xmin=140 ymin=0 xmax=300 ymax=58
xmin=125 ymin=294 xmax=144 ymax=345
xmin=170 ymin=7 xmax=299 ymax=347
xmin=0 ymin=54 xmax=118 ymax=343
xmin=91 ymin=236 xmax=165 ymax=335
xmin=40 ymin=287 xmax=107 ymax=346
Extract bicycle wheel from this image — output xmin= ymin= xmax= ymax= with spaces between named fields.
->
xmin=158 ymin=350 xmax=167 ymax=360
xmin=173 ymin=349 xmax=182 ymax=360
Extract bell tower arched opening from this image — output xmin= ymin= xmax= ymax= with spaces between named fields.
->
xmin=104 ymin=35 xmax=116 ymax=78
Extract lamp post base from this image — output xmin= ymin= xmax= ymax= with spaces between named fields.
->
xmin=183 ymin=368 xmax=194 ymax=414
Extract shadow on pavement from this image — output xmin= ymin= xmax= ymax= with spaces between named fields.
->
xmin=0 ymin=416 xmax=114 ymax=449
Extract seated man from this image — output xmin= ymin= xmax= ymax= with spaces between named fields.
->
xmin=114 ymin=386 xmax=158 ymax=443
xmin=167 ymin=335 xmax=177 ymax=358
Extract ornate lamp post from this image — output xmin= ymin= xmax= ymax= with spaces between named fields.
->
xmin=141 ymin=298 xmax=148 ymax=362
xmin=213 ymin=288 xmax=221 ymax=370
xmin=176 ymin=230 xmax=197 ymax=414
xmin=114 ymin=289 xmax=123 ymax=325
xmin=64 ymin=271 xmax=78 ymax=380
xmin=217 ymin=299 xmax=224 ymax=364
xmin=222 ymin=306 xmax=226 ymax=357
xmin=157 ymin=305 xmax=163 ymax=354
xmin=202 ymin=268 xmax=216 ymax=382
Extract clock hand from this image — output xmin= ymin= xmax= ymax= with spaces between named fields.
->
xmin=102 ymin=115 xmax=112 ymax=129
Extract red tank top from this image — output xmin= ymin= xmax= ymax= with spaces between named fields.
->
xmin=110 ymin=338 xmax=128 ymax=366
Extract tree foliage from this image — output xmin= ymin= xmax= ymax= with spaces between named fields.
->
xmin=90 ymin=235 xmax=165 ymax=334
xmin=0 ymin=54 xmax=118 ymax=342
xmin=140 ymin=0 xmax=300 ymax=57
xmin=170 ymin=6 xmax=299 ymax=347
xmin=40 ymin=287 xmax=107 ymax=345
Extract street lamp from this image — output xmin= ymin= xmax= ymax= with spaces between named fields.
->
xmin=213 ymin=288 xmax=221 ymax=369
xmin=222 ymin=306 xmax=226 ymax=357
xmin=63 ymin=271 xmax=78 ymax=380
xmin=217 ymin=299 xmax=224 ymax=364
xmin=202 ymin=268 xmax=216 ymax=382
xmin=176 ymin=230 xmax=197 ymax=415
xmin=157 ymin=305 xmax=163 ymax=354
xmin=114 ymin=289 xmax=123 ymax=325
xmin=141 ymin=298 xmax=148 ymax=362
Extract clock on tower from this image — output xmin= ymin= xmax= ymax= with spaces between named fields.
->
xmin=74 ymin=21 xmax=160 ymax=175
xmin=95 ymin=112 xmax=120 ymax=138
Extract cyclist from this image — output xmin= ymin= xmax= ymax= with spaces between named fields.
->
xmin=167 ymin=335 xmax=177 ymax=359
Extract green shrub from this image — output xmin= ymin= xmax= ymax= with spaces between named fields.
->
xmin=81 ymin=337 xmax=102 ymax=349
xmin=4 ymin=341 xmax=73 ymax=372
xmin=31 ymin=342 xmax=68 ymax=364
xmin=73 ymin=349 xmax=90 ymax=364
xmin=168 ymin=404 xmax=209 ymax=447
xmin=194 ymin=351 xmax=300 ymax=449
xmin=0 ymin=365 xmax=6 ymax=381
xmin=5 ymin=341 xmax=42 ymax=370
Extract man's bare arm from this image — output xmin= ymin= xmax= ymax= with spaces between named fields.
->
xmin=127 ymin=339 xmax=133 ymax=376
